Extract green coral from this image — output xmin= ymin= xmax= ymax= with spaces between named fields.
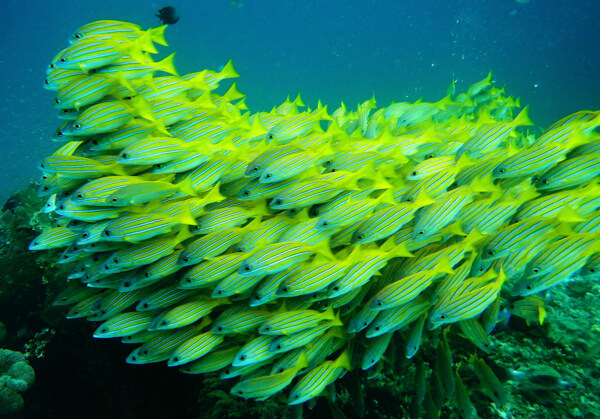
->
xmin=0 ymin=349 xmax=35 ymax=416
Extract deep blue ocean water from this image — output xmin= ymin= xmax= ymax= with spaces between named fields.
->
xmin=0 ymin=0 xmax=598 ymax=203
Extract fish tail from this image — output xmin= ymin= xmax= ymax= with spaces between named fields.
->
xmin=218 ymin=59 xmax=240 ymax=79
xmin=156 ymin=53 xmax=178 ymax=76
xmin=150 ymin=25 xmax=169 ymax=46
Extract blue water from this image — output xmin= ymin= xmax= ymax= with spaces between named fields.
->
xmin=0 ymin=0 xmax=598 ymax=203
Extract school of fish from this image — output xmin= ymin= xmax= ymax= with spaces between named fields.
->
xmin=32 ymin=20 xmax=600 ymax=411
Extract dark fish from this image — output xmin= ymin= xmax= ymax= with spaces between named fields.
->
xmin=156 ymin=6 xmax=180 ymax=24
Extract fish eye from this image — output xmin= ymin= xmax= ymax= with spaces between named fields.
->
xmin=243 ymin=191 xmax=249 ymax=196
xmin=541 ymin=179 xmax=548 ymax=185
xmin=590 ymin=268 xmax=596 ymax=273
xmin=75 ymin=33 xmax=82 ymax=39
xmin=144 ymin=272 xmax=150 ymax=278
xmin=411 ymin=171 xmax=417 ymax=176
xmin=418 ymin=231 xmax=424 ymax=235
xmin=217 ymin=326 xmax=223 ymax=332
xmin=498 ymin=168 xmax=505 ymax=174
xmin=265 ymin=174 xmax=271 ymax=179
xmin=526 ymin=285 xmax=532 ymax=290
xmin=77 ymin=194 xmax=83 ymax=199
xmin=440 ymin=315 xmax=446 ymax=319
xmin=60 ymin=58 xmax=66 ymax=63
xmin=74 ymin=124 xmax=81 ymax=129
xmin=49 ymin=64 xmax=55 ymax=69
xmin=56 ymin=131 xmax=64 ymax=137
xmin=239 ymin=355 xmax=246 ymax=361
xmin=82 ymin=233 xmax=88 ymax=238
xmin=121 ymin=153 xmax=128 ymax=159
xmin=104 ymin=230 xmax=111 ymax=236
xmin=244 ymin=266 xmax=251 ymax=271
xmin=111 ymin=198 xmax=118 ymax=202
xmin=532 ymin=268 xmax=539 ymax=273
xmin=356 ymin=234 xmax=363 ymax=240
xmin=405 ymin=198 xmax=412 ymax=202
xmin=273 ymin=199 xmax=283 ymax=206
xmin=123 ymin=281 xmax=130 ymax=287
xmin=142 ymin=303 xmax=149 ymax=308
xmin=330 ymin=168 xmax=336 ymax=172
xmin=252 ymin=167 xmax=258 ymax=172
xmin=487 ymin=250 xmax=494 ymax=256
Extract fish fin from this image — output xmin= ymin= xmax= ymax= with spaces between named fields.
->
xmin=150 ymin=25 xmax=168 ymax=46
xmin=511 ymin=105 xmax=533 ymax=127
xmin=155 ymin=52 xmax=178 ymax=76
xmin=295 ymin=352 xmax=309 ymax=371
xmin=176 ymin=177 xmax=199 ymax=197
xmin=200 ymin=182 xmax=227 ymax=206
xmin=218 ymin=59 xmax=240 ymax=79
xmin=334 ymin=350 xmax=352 ymax=371
xmin=310 ymin=237 xmax=335 ymax=260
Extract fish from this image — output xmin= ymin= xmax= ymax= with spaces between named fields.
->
xmin=231 ymin=353 xmax=308 ymax=400
xmin=156 ymin=6 xmax=180 ymax=25
xmin=239 ymin=240 xmax=334 ymax=277
xmin=287 ymin=350 xmax=351 ymax=405
xmin=167 ymin=332 xmax=224 ymax=366
xmin=258 ymin=305 xmax=340 ymax=336
xmin=429 ymin=270 xmax=505 ymax=329
xmin=29 ymin=227 xmax=78 ymax=250
xmin=71 ymin=20 xmax=167 ymax=47
xmin=508 ymin=296 xmax=546 ymax=325
xmin=93 ymin=312 xmax=154 ymax=338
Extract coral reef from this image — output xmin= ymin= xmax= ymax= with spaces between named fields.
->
xmin=0 ymin=349 xmax=35 ymax=416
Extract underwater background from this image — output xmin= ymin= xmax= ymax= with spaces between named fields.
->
xmin=0 ymin=1 xmax=599 ymax=418
xmin=0 ymin=0 xmax=599 ymax=202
